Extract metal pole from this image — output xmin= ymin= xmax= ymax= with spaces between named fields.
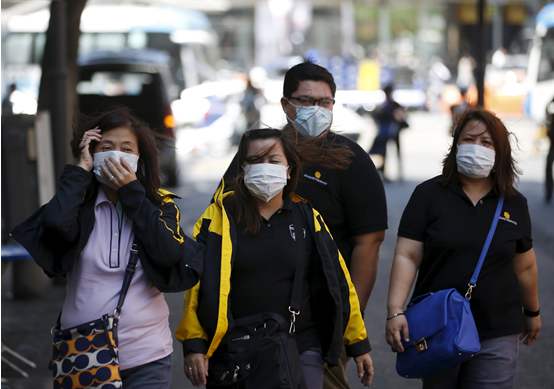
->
xmin=476 ymin=0 xmax=486 ymax=107
xmin=47 ymin=0 xmax=68 ymax=178
xmin=341 ymin=0 xmax=355 ymax=57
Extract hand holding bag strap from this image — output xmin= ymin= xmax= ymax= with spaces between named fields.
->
xmin=465 ymin=196 xmax=505 ymax=300
xmin=114 ymin=240 xmax=140 ymax=318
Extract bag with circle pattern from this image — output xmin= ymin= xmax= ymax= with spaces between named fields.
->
xmin=49 ymin=243 xmax=139 ymax=389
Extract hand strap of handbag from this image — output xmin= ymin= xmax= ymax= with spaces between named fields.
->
xmin=464 ymin=196 xmax=504 ymax=300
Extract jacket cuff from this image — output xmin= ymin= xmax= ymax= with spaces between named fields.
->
xmin=182 ymin=339 xmax=209 ymax=357
xmin=345 ymin=338 xmax=371 ymax=357
xmin=63 ymin=164 xmax=93 ymax=184
xmin=118 ymin=180 xmax=145 ymax=215
xmin=184 ymin=238 xmax=204 ymax=277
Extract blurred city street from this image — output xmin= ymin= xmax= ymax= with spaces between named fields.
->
xmin=3 ymin=110 xmax=553 ymax=389
xmin=2 ymin=0 xmax=554 ymax=388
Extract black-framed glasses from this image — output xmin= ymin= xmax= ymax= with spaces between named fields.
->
xmin=288 ymin=96 xmax=335 ymax=108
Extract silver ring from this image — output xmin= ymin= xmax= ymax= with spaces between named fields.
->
xmin=188 ymin=366 xmax=192 ymax=371
xmin=110 ymin=175 xmax=115 ymax=181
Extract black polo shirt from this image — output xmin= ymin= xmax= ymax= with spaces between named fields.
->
xmin=398 ymin=175 xmax=533 ymax=340
xmin=222 ymin=132 xmax=388 ymax=266
xmin=297 ymin=132 xmax=387 ymax=263
xmin=229 ymin=198 xmax=321 ymax=353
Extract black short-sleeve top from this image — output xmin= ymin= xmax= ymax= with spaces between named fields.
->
xmin=297 ymin=133 xmax=388 ymax=264
xmin=398 ymin=175 xmax=533 ymax=340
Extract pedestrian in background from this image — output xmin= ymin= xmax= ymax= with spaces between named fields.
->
xmin=449 ymin=86 xmax=473 ymax=136
xmin=1 ymin=82 xmax=17 ymax=115
xmin=177 ymin=129 xmax=374 ymax=389
xmin=12 ymin=108 xmax=203 ymax=389
xmin=218 ymin=62 xmax=387 ymax=389
xmin=369 ymin=83 xmax=408 ymax=182
xmin=545 ymin=96 xmax=554 ymax=203
xmin=386 ymin=108 xmax=541 ymax=389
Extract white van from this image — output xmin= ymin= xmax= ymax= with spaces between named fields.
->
xmin=525 ymin=3 xmax=554 ymax=124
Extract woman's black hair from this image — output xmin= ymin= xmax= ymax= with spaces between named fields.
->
xmin=231 ymin=128 xmax=301 ymax=234
xmin=72 ymin=107 xmax=161 ymax=203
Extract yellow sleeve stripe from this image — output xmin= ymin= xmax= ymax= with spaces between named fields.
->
xmin=336 ymin=247 xmax=368 ymax=345
xmin=206 ymin=202 xmax=232 ymax=358
xmin=159 ymin=200 xmax=185 ymax=244
xmin=175 ymin=283 xmax=208 ymax=341
xmin=312 ymin=209 xmax=367 ymax=345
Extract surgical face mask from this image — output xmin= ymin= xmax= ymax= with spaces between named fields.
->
xmin=290 ymin=104 xmax=333 ymax=137
xmin=456 ymin=143 xmax=496 ymax=179
xmin=243 ymin=163 xmax=288 ymax=203
xmin=93 ymin=150 xmax=139 ymax=188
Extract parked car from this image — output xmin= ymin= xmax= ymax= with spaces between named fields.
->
xmin=77 ymin=49 xmax=178 ymax=186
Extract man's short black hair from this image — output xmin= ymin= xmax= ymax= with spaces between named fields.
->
xmin=283 ymin=62 xmax=336 ymax=98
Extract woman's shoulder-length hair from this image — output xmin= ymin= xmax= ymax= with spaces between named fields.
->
xmin=442 ymin=108 xmax=520 ymax=197
xmin=72 ymin=107 xmax=162 ymax=204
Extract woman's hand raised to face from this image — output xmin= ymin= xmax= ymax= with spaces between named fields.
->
xmin=354 ymin=352 xmax=374 ymax=386
xmin=101 ymin=157 xmax=137 ymax=190
xmin=77 ymin=128 xmax=102 ymax=171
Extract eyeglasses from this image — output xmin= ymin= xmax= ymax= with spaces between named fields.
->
xmin=288 ymin=96 xmax=335 ymax=108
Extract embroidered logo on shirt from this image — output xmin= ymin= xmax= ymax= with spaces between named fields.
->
xmin=289 ymin=224 xmax=296 ymax=241
xmin=499 ymin=210 xmax=518 ymax=226
xmin=304 ymin=172 xmax=328 ymax=186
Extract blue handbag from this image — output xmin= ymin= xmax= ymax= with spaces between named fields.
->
xmin=396 ymin=196 xmax=504 ymax=378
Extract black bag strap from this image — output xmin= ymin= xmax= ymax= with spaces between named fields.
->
xmin=287 ymin=252 xmax=304 ymax=334
xmin=464 ymin=196 xmax=504 ymax=300
xmin=113 ymin=240 xmax=140 ymax=318
xmin=55 ymin=239 xmax=140 ymax=329
xmin=288 ymin=202 xmax=315 ymax=334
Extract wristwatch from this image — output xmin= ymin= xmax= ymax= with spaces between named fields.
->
xmin=522 ymin=307 xmax=540 ymax=317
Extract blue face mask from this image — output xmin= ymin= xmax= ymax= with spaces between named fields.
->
xmin=290 ymin=105 xmax=333 ymax=137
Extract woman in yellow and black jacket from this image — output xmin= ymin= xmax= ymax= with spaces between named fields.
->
xmin=176 ymin=129 xmax=373 ymax=389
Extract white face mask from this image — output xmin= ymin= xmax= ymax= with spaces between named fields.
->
xmin=93 ymin=150 xmax=139 ymax=188
xmin=243 ymin=163 xmax=288 ymax=203
xmin=456 ymin=143 xmax=496 ymax=179
xmin=291 ymin=105 xmax=333 ymax=137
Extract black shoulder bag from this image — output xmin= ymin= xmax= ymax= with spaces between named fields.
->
xmin=207 ymin=259 xmax=307 ymax=389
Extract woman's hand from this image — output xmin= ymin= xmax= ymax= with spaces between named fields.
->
xmin=184 ymin=353 xmax=209 ymax=386
xmin=354 ymin=352 xmax=374 ymax=386
xmin=385 ymin=314 xmax=410 ymax=352
xmin=101 ymin=157 xmax=137 ymax=190
xmin=77 ymin=128 xmax=101 ymax=171
xmin=520 ymin=316 xmax=541 ymax=346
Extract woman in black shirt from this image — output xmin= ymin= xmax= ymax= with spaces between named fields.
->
xmin=385 ymin=109 xmax=541 ymax=389
xmin=176 ymin=129 xmax=373 ymax=388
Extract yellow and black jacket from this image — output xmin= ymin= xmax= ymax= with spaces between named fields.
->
xmin=175 ymin=184 xmax=371 ymax=365
xmin=12 ymin=164 xmax=202 ymax=292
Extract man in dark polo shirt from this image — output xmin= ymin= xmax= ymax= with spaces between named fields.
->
xmin=221 ymin=62 xmax=387 ymax=388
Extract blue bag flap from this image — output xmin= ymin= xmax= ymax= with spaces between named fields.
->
xmin=404 ymin=289 xmax=456 ymax=344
